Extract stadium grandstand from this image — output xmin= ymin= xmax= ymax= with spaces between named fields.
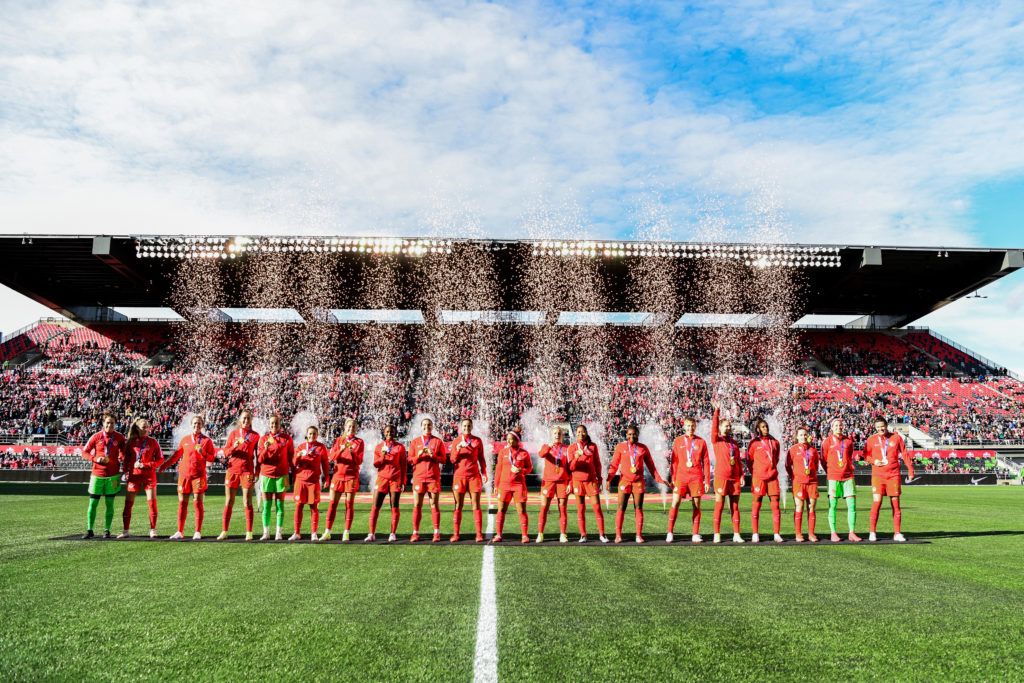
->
xmin=1 ymin=235 xmax=1022 ymax=484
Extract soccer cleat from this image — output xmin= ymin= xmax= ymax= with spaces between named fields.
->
xmin=808 ymin=534 xmax=818 ymax=543
xmin=475 ymin=533 xmax=485 ymax=543
xmin=103 ymin=530 xmax=112 ymax=539
xmin=893 ymin=533 xmax=907 ymax=542
xmin=614 ymin=536 xmax=622 ymax=544
xmin=288 ymin=533 xmax=301 ymax=541
xmin=117 ymin=530 xmax=130 ymax=539
xmin=578 ymin=535 xmax=588 ymax=543
xmin=410 ymin=533 xmax=420 ymax=543
xmin=713 ymin=533 xmax=722 ymax=543
xmin=450 ymin=534 xmax=460 ymax=543
xmin=691 ymin=534 xmax=703 ymax=544
xmin=149 ymin=529 xmax=157 ymax=538
xmin=774 ymin=534 xmax=784 ymax=543
xmin=364 ymin=534 xmax=376 ymax=543
xmin=216 ymin=531 xmax=228 ymax=541
xmin=848 ymin=532 xmax=863 ymax=542
xmin=559 ymin=534 xmax=568 ymax=543
xmin=387 ymin=533 xmax=397 ymax=543
xmin=490 ymin=535 xmax=502 ymax=544
xmin=795 ymin=534 xmax=805 ymax=543
xmin=192 ymin=532 xmax=202 ymax=541
xmin=751 ymin=533 xmax=760 ymax=544
xmin=535 ymin=533 xmax=544 ymax=543
xmin=320 ymin=530 xmax=331 ymax=542
xmin=169 ymin=531 xmax=184 ymax=540
xmin=599 ymin=535 xmax=609 ymax=544
xmin=868 ymin=532 xmax=878 ymax=542
xmin=82 ymin=530 xmax=94 ymax=539
xmin=244 ymin=532 xmax=253 ymax=541
xmin=274 ymin=530 xmax=283 ymax=541
xmin=310 ymin=532 xmax=319 ymax=542
xmin=635 ymin=535 xmax=645 ymax=544
xmin=831 ymin=532 xmax=842 ymax=543
xmin=432 ymin=532 xmax=441 ymax=543
xmin=732 ymin=533 xmax=744 ymax=543
xmin=259 ymin=530 xmax=270 ymax=541
xmin=521 ymin=535 xmax=530 ymax=544
xmin=342 ymin=530 xmax=350 ymax=542
xmin=665 ymin=532 xmax=674 ymax=543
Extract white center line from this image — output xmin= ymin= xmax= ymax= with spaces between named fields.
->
xmin=473 ymin=506 xmax=498 ymax=683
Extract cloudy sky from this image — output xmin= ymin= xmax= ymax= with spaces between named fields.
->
xmin=1 ymin=1 xmax=1022 ymax=370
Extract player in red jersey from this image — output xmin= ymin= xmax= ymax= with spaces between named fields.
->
xmin=865 ymin=417 xmax=914 ymax=542
xmin=159 ymin=414 xmax=216 ymax=540
xmin=449 ymin=418 xmax=489 ymax=543
xmin=821 ymin=418 xmax=862 ymax=543
xmin=666 ymin=416 xmax=710 ymax=543
xmin=81 ymin=412 xmax=128 ymax=539
xmin=256 ymin=414 xmax=294 ymax=541
xmin=408 ymin=417 xmax=447 ymax=543
xmin=745 ymin=418 xmax=783 ymax=543
xmin=367 ymin=424 xmax=407 ymax=543
xmin=710 ymin=401 xmax=744 ymax=543
xmin=568 ymin=424 xmax=608 ymax=543
xmin=323 ymin=418 xmax=364 ymax=542
xmin=786 ymin=426 xmax=821 ymax=542
xmin=537 ymin=426 xmax=571 ymax=543
xmin=492 ymin=430 xmax=533 ymax=544
xmin=118 ymin=418 xmax=163 ymax=538
xmin=606 ymin=424 xmax=666 ymax=543
xmin=218 ymin=408 xmax=260 ymax=541
xmin=290 ymin=425 xmax=330 ymax=541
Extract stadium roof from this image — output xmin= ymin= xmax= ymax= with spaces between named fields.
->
xmin=1 ymin=234 xmax=1020 ymax=330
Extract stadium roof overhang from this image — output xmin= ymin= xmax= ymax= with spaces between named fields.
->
xmin=1 ymin=235 xmax=1020 ymax=330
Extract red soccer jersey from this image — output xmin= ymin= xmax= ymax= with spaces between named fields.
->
xmin=786 ymin=444 xmax=821 ymax=485
xmin=710 ymin=409 xmax=743 ymax=481
xmin=608 ymin=442 xmax=664 ymax=485
xmin=821 ymin=434 xmax=856 ymax=480
xmin=163 ymin=433 xmax=216 ymax=479
xmin=374 ymin=441 xmax=407 ymax=483
xmin=865 ymin=432 xmax=913 ymax=479
xmin=224 ymin=427 xmax=259 ymax=475
xmin=257 ymin=431 xmax=294 ymax=478
xmin=670 ymin=435 xmax=710 ymax=487
xmin=568 ymin=442 xmax=601 ymax=483
xmin=329 ymin=435 xmax=364 ymax=479
xmin=494 ymin=445 xmax=532 ymax=490
xmin=409 ymin=434 xmax=447 ymax=481
xmin=126 ymin=436 xmax=164 ymax=474
xmin=293 ymin=441 xmax=329 ymax=485
xmin=82 ymin=430 xmax=127 ymax=478
xmin=746 ymin=435 xmax=781 ymax=481
xmin=538 ymin=443 xmax=571 ymax=483
xmin=449 ymin=436 xmax=487 ymax=479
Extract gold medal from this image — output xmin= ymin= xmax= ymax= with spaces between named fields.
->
xmin=804 ymin=467 xmax=810 ymax=475
xmin=630 ymin=466 xmax=638 ymax=474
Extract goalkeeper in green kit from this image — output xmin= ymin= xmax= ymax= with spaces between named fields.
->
xmin=80 ymin=412 xmax=128 ymax=538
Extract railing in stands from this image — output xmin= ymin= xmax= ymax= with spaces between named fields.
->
xmin=0 ymin=317 xmax=72 ymax=343
xmin=903 ymin=326 xmax=1020 ymax=380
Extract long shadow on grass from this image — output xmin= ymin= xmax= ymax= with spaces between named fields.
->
xmin=899 ymin=530 xmax=1024 ymax=540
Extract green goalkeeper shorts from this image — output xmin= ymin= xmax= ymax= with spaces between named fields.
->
xmin=828 ymin=479 xmax=856 ymax=498
xmin=260 ymin=475 xmax=288 ymax=494
xmin=88 ymin=474 xmax=121 ymax=496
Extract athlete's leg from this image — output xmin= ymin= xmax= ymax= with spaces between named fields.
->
xmin=223 ymin=485 xmax=236 ymax=532
xmin=634 ymin=490 xmax=646 ymax=539
xmin=369 ymin=490 xmax=386 ymax=535
xmin=144 ymin=488 xmax=158 ymax=530
xmin=769 ymin=495 xmax=781 ymax=535
xmin=590 ymin=493 xmax=606 ymax=536
xmin=470 ymin=491 xmax=483 ymax=539
xmin=193 ymin=492 xmax=204 ymax=533
xmin=614 ymin=488 xmax=629 ymax=540
xmin=388 ymin=490 xmax=401 ymax=535
xmin=575 ymin=493 xmax=588 ymax=536
xmin=241 ymin=486 xmax=254 ymax=533
xmin=667 ymin=491 xmax=681 ymax=534
xmin=713 ymin=492 xmax=724 ymax=535
xmin=122 ymin=490 xmax=136 ymax=532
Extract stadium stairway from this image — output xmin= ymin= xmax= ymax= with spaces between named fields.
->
xmin=904 ymin=424 xmax=937 ymax=449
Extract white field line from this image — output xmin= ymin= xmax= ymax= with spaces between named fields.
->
xmin=473 ymin=507 xmax=498 ymax=683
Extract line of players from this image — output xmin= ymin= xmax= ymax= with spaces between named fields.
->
xmin=79 ymin=402 xmax=915 ymax=544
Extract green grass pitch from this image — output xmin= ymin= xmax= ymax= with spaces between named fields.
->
xmin=1 ymin=486 xmax=1022 ymax=681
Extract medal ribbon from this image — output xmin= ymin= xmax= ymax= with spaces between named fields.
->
xmin=629 ymin=444 xmax=639 ymax=471
xmin=760 ymin=437 xmax=773 ymax=465
xmin=881 ymin=437 xmax=889 ymax=465
xmin=802 ymin=445 xmax=810 ymax=472
xmin=686 ymin=436 xmax=696 ymax=468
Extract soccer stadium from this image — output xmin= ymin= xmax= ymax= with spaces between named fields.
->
xmin=1 ymin=234 xmax=1022 ymax=680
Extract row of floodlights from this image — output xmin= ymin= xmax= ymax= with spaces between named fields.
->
xmin=136 ymin=237 xmax=458 ymax=259
xmin=530 ymin=242 xmax=842 ymax=267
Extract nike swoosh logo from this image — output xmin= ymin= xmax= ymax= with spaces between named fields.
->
xmin=904 ymin=476 xmax=921 ymax=484
xmin=49 ymin=473 xmax=70 ymax=480
xmin=971 ymin=477 xmax=985 ymax=485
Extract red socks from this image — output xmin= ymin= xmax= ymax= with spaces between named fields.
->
xmin=327 ymin=499 xmax=339 ymax=528
xmin=370 ymin=506 xmax=380 ymax=535
xmin=431 ymin=506 xmax=440 ymax=531
xmin=390 ymin=507 xmax=401 ymax=534
xmin=751 ymin=498 xmax=762 ymax=535
xmin=771 ymin=498 xmax=781 ymax=535
xmin=519 ymin=512 xmax=529 ymax=536
xmin=310 ymin=506 xmax=319 ymax=533
xmin=177 ymin=499 xmax=188 ymax=533
xmin=344 ymin=500 xmax=354 ymax=531
xmin=558 ymin=504 xmax=567 ymax=534
xmin=635 ymin=509 xmax=643 ymax=537
xmin=244 ymin=504 xmax=254 ymax=533
xmin=870 ymin=500 xmax=882 ymax=532
xmin=453 ymin=509 xmax=462 ymax=536
xmin=413 ymin=506 xmax=423 ymax=533
xmin=193 ymin=499 xmax=204 ymax=533
xmin=795 ymin=510 xmax=803 ymax=535
xmin=496 ymin=510 xmax=506 ymax=537
xmin=692 ymin=506 xmax=701 ymax=535
xmin=222 ymin=505 xmax=232 ymax=532
xmin=294 ymin=504 xmax=304 ymax=533
xmin=713 ymin=498 xmax=724 ymax=533
xmin=473 ymin=509 xmax=483 ymax=535
xmin=730 ymin=497 xmax=740 ymax=534
xmin=539 ymin=501 xmax=550 ymax=534
xmin=592 ymin=502 xmax=605 ymax=536
xmin=147 ymin=498 xmax=158 ymax=529
xmin=892 ymin=498 xmax=902 ymax=533
xmin=668 ymin=507 xmax=678 ymax=534
xmin=808 ymin=509 xmax=816 ymax=535
xmin=615 ymin=508 xmax=625 ymax=536
xmin=576 ymin=500 xmax=587 ymax=535
xmin=122 ymin=498 xmax=134 ymax=530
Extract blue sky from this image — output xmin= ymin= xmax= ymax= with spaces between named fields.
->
xmin=0 ymin=1 xmax=1021 ymax=370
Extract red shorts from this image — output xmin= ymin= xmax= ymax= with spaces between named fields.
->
xmin=178 ymin=476 xmax=207 ymax=495
xmin=793 ymin=482 xmax=819 ymax=500
xmin=674 ymin=479 xmax=704 ymax=500
xmin=126 ymin=472 xmax=157 ymax=493
xmin=330 ymin=476 xmax=359 ymax=493
xmin=714 ymin=479 xmax=742 ymax=496
xmin=752 ymin=477 xmax=780 ymax=497
xmin=452 ymin=475 xmax=483 ymax=494
xmin=571 ymin=480 xmax=600 ymax=497
xmin=413 ymin=479 xmax=441 ymax=495
xmin=617 ymin=480 xmax=645 ymax=497
xmin=540 ymin=481 xmax=570 ymax=499
xmin=872 ymin=476 xmax=901 ymax=497
xmin=375 ymin=477 xmax=403 ymax=493
xmin=294 ymin=481 xmax=322 ymax=504
xmin=225 ymin=471 xmax=256 ymax=489
xmin=498 ymin=487 xmax=528 ymax=504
